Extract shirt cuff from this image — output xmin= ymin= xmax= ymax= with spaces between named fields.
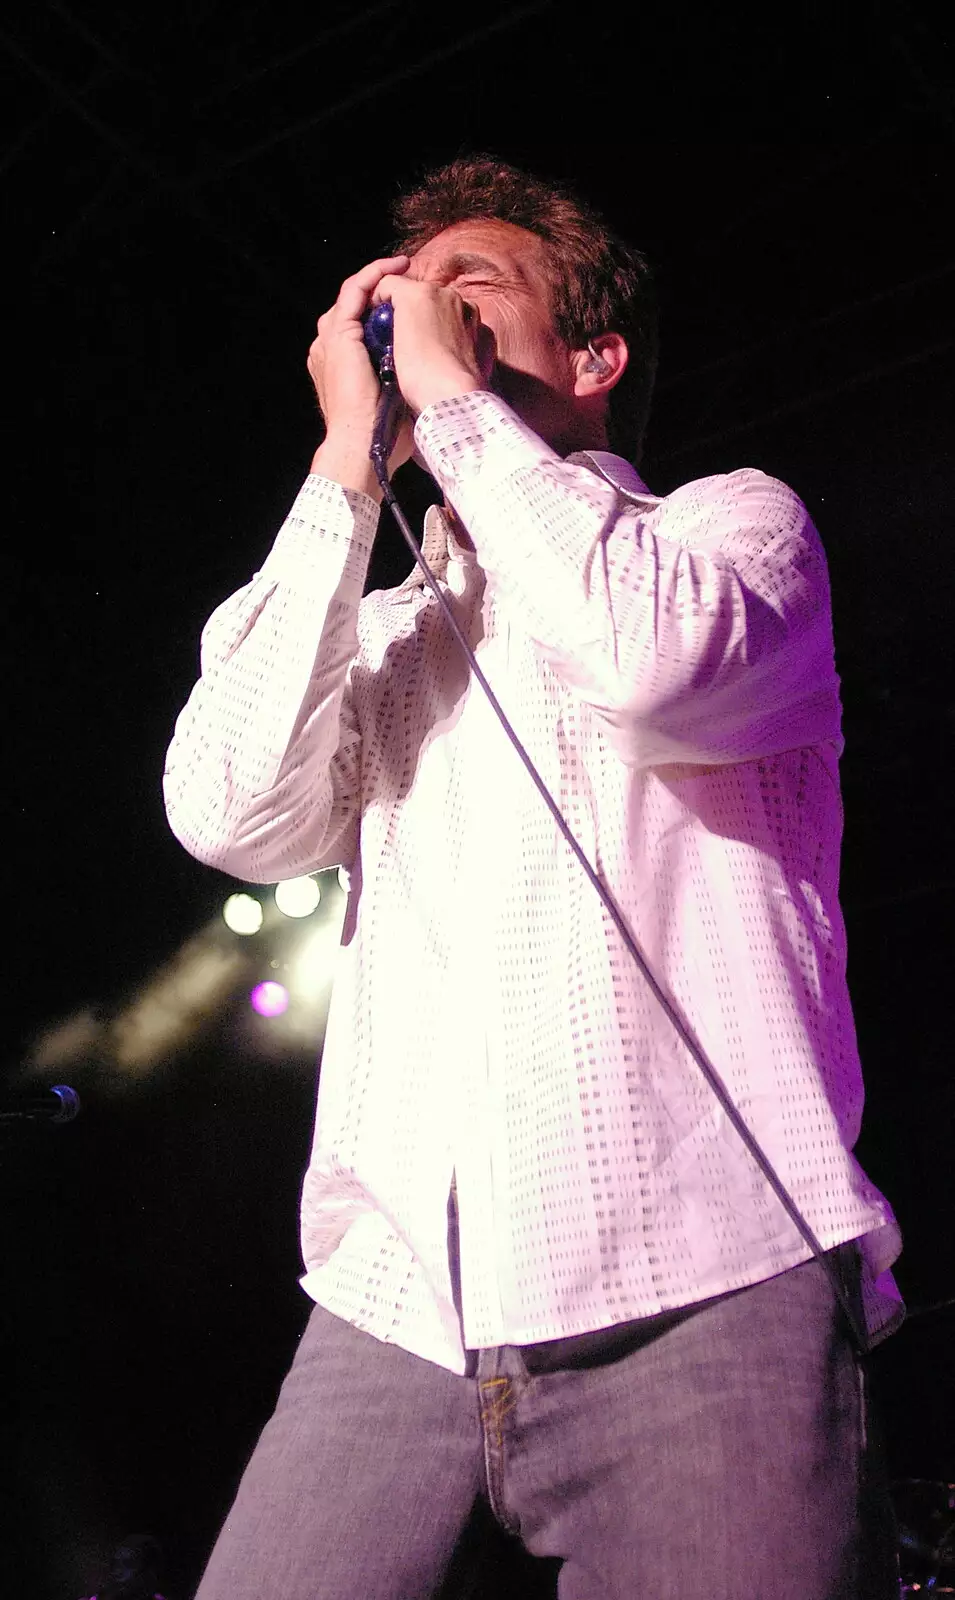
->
xmin=414 ymin=390 xmax=558 ymax=509
xmin=259 ymin=473 xmax=381 ymax=597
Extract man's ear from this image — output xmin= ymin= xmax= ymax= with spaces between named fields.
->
xmin=573 ymin=332 xmax=629 ymax=397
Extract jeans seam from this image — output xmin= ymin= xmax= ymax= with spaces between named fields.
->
xmin=479 ymin=1375 xmax=521 ymax=1536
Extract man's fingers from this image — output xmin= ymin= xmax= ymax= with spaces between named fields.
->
xmin=336 ymin=254 xmax=410 ymax=321
xmin=371 ymin=277 xmax=476 ymax=329
xmin=351 ymin=253 xmax=411 ymax=290
xmin=307 ymin=255 xmax=415 ymax=439
xmin=371 ymin=272 xmax=449 ymax=309
xmin=313 ymin=256 xmax=410 ymax=338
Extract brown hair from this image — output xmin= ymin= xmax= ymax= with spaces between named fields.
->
xmin=390 ymin=154 xmax=658 ymax=465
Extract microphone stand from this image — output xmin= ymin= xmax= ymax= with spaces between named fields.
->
xmin=369 ymin=354 xmax=404 ymax=479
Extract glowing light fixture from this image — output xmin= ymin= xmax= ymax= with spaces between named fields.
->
xmin=223 ymin=893 xmax=264 ymax=935
xmin=250 ymin=980 xmax=289 ymax=1018
xmin=289 ymin=921 xmax=340 ymax=998
xmin=337 ymin=866 xmax=351 ymax=893
xmin=274 ymin=877 xmax=321 ymax=918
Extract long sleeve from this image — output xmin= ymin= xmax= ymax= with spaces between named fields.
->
xmin=163 ymin=474 xmax=380 ymax=882
xmin=414 ymin=392 xmax=841 ymax=767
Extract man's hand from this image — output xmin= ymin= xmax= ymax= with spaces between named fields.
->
xmin=372 ymin=276 xmax=496 ymax=418
xmin=307 ymin=253 xmax=412 ymax=497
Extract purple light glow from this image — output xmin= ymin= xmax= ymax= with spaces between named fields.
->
xmin=250 ymin=980 xmax=289 ymax=1018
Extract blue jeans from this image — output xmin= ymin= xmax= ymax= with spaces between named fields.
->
xmin=194 ymin=1245 xmax=896 ymax=1599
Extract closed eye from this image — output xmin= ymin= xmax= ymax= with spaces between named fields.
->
xmin=455 ymin=277 xmax=521 ymax=296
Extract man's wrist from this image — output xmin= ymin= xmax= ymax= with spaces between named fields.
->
xmin=310 ymin=432 xmax=383 ymax=503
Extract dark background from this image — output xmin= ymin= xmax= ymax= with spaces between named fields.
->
xmin=3 ymin=3 xmax=953 ymax=1596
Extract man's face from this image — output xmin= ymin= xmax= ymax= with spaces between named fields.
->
xmin=406 ymin=218 xmax=586 ymax=452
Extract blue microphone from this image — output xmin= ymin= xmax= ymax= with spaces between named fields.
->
xmin=362 ymin=301 xmax=402 ymax=478
xmin=362 ymin=300 xmax=395 ymax=377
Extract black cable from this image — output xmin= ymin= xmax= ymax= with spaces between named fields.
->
xmin=658 ymin=256 xmax=955 ymax=393
xmin=0 ymin=22 xmax=305 ymax=313
xmin=903 ymin=1295 xmax=954 ymax=1321
xmin=194 ymin=0 xmax=404 ymax=106
xmin=372 ymin=448 xmax=871 ymax=1358
xmin=657 ymin=334 xmax=955 ymax=465
xmin=179 ymin=0 xmax=556 ymax=189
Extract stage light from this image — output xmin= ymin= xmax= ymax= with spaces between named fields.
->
xmin=274 ymin=876 xmax=321 ymax=918
xmin=112 ymin=933 xmax=250 ymax=1070
xmin=250 ymin=980 xmax=289 ymax=1018
xmin=288 ymin=920 xmax=340 ymax=998
xmin=223 ymin=893 xmax=263 ymax=935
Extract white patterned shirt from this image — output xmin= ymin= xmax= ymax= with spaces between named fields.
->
xmin=164 ymin=390 xmax=902 ymax=1373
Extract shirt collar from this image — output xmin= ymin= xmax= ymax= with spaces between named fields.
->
xmin=394 ymin=504 xmax=470 ymax=595
xmin=566 ymin=449 xmax=661 ymax=506
xmin=395 ymin=449 xmax=659 ymax=596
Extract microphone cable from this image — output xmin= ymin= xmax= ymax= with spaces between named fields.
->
xmin=364 ymin=310 xmax=870 ymax=1357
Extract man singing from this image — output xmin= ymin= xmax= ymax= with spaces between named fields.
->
xmin=164 ymin=156 xmax=902 ymax=1598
